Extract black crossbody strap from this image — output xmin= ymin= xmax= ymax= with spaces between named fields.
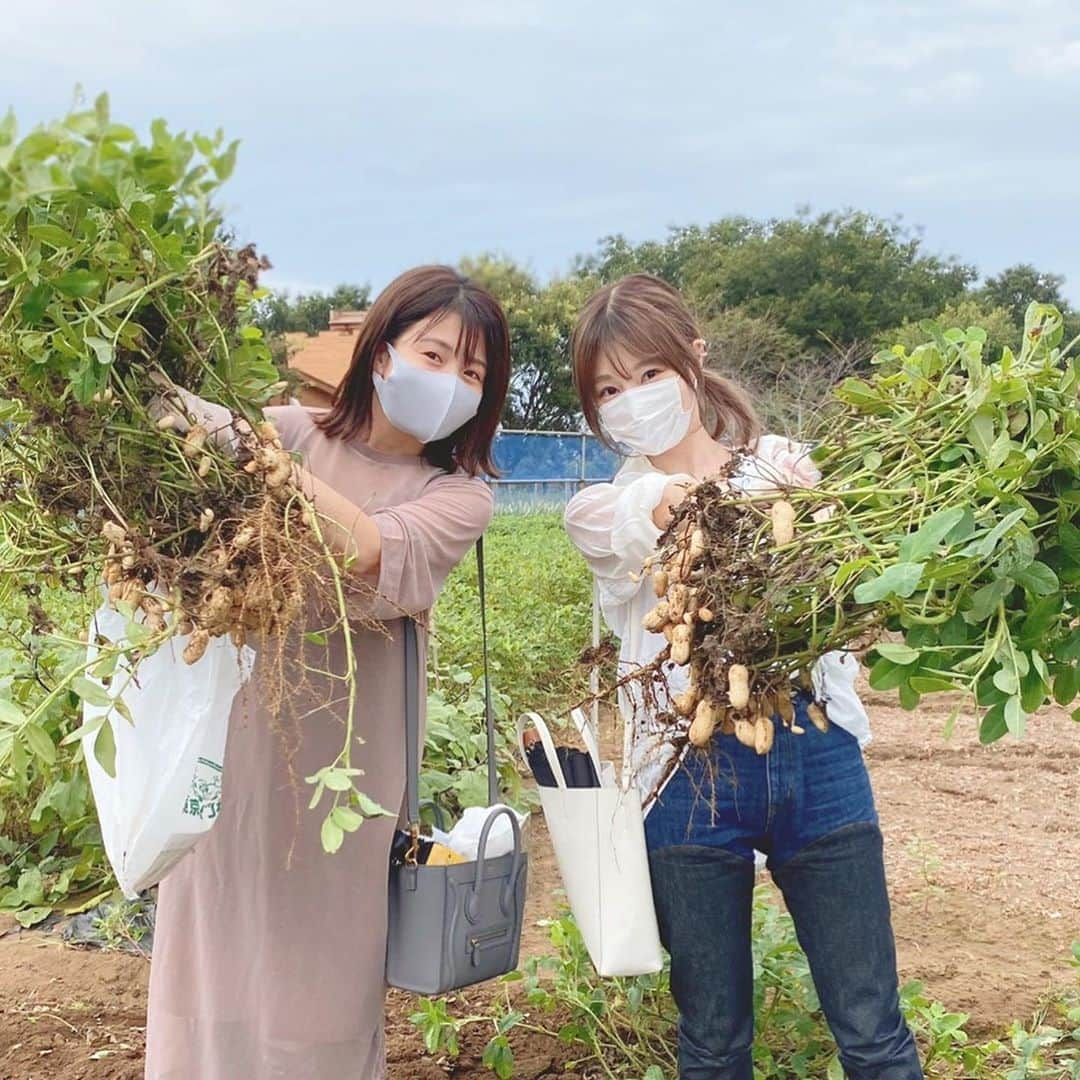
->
xmin=403 ymin=537 xmax=497 ymax=827
xmin=477 ymin=537 xmax=498 ymax=806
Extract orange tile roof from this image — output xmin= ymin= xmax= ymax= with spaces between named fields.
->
xmin=288 ymin=331 xmax=356 ymax=394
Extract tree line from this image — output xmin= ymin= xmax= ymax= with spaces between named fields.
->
xmin=256 ymin=210 xmax=1078 ymax=431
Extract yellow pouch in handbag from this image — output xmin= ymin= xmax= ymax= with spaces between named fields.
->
xmin=425 ymin=843 xmax=468 ymax=866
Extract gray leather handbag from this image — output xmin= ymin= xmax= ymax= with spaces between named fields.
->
xmin=386 ymin=541 xmax=528 ymax=994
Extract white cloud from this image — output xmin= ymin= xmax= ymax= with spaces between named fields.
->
xmin=1023 ymin=39 xmax=1080 ymax=78
xmin=903 ymin=70 xmax=984 ymax=104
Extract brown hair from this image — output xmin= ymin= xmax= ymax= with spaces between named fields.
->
xmin=571 ymin=274 xmax=761 ymax=450
xmin=315 ymin=265 xmax=510 ymax=476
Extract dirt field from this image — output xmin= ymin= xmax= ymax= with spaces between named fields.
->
xmin=1 ymin=687 xmax=1077 ymax=1079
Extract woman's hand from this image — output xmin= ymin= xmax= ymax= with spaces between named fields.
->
xmin=761 ymin=437 xmax=820 ymax=489
xmin=652 ymin=481 xmax=690 ymax=530
xmin=147 ymin=373 xmax=245 ymax=455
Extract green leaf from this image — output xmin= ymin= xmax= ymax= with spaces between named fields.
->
xmin=967 ymin=578 xmax=1012 ymax=623
xmin=898 ymin=508 xmax=967 ymax=563
xmin=481 ymin=1035 xmax=514 ymax=1080
xmin=20 ymin=282 xmax=52 ymax=323
xmin=967 ymin=414 xmax=995 ymax=458
xmin=304 ymin=631 xmax=327 ymax=646
xmin=1020 ymin=668 xmax=1049 ymax=714
xmin=59 ymin=714 xmax=106 ymax=746
xmin=868 ymin=658 xmax=907 ymax=692
xmin=832 ymin=556 xmax=875 ymax=590
xmin=320 ymin=815 xmax=344 ymax=854
xmin=14 ymin=906 xmax=52 ymax=929
xmin=496 ymin=1010 xmax=525 ymax=1036
xmin=979 ymin=702 xmax=1007 ymax=744
xmin=354 ymin=792 xmax=392 ymax=818
xmin=28 ymin=223 xmax=78 ymax=248
xmin=827 ymin=1055 xmax=845 ymax=1080
xmin=322 ymin=770 xmax=352 ymax=792
xmin=1014 ymin=561 xmax=1059 ymax=597
xmin=86 ymin=335 xmax=114 ymax=366
xmin=1004 ymin=696 xmax=1026 ymax=737
xmin=93 ymin=721 xmax=117 ymax=777
xmin=988 ymin=429 xmax=1012 ymax=470
xmin=54 ymin=269 xmax=107 ymax=298
xmin=24 ymin=722 xmax=55 ymax=765
xmin=1059 ymin=521 xmax=1080 ymax=566
xmin=834 ymin=378 xmax=882 ymax=408
xmin=959 ymin=508 xmax=1026 ymax=560
xmin=910 ymin=676 xmax=957 ymax=693
xmin=0 ymin=698 xmax=24 ymax=726
xmin=1054 ymin=666 xmax=1078 ymax=707
xmin=853 ymin=562 xmax=925 ymax=603
xmin=331 ymin=806 xmax=363 ymax=832
xmin=992 ymin=668 xmax=1019 ymax=696
xmin=1021 ymin=595 xmax=1063 ymax=640
xmin=874 ymin=643 xmax=920 ymax=665
xmin=72 ymin=676 xmax=112 ymax=709
xmin=212 ymin=140 xmax=239 ymax=181
xmin=898 ymin=683 xmax=921 ymax=711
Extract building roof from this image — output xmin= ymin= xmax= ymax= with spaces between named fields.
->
xmin=288 ymin=311 xmax=367 ymax=394
xmin=288 ymin=330 xmax=356 ymax=394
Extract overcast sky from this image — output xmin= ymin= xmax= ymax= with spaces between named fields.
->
xmin=5 ymin=0 xmax=1080 ymax=302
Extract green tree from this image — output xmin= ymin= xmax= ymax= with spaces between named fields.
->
xmin=978 ymin=263 xmax=1070 ymax=327
xmin=576 ymin=211 xmax=976 ymax=354
xmin=576 ymin=220 xmax=754 ymax=287
xmin=686 ymin=211 xmax=975 ymax=349
xmin=253 ymin=283 xmax=370 ymax=336
xmin=460 ymin=255 xmax=595 ymax=430
xmin=883 ymin=298 xmax=1019 ymax=361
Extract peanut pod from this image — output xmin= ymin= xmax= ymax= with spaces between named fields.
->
xmin=728 ymin=664 xmax=751 ymax=710
xmin=770 ymin=499 xmax=796 ymax=546
xmin=670 ymin=623 xmax=693 ymax=666
xmin=689 ymin=699 xmax=717 ymax=748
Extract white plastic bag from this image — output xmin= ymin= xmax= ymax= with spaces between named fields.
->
xmin=431 ymin=804 xmax=530 ymax=861
xmin=519 ymin=708 xmax=663 ymax=977
xmin=82 ymin=598 xmax=255 ymax=898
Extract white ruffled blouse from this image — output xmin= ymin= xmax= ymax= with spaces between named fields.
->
xmin=564 ymin=435 xmax=871 ymax=811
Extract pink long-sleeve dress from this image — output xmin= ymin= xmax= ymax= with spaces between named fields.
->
xmin=144 ymin=405 xmax=494 ymax=1080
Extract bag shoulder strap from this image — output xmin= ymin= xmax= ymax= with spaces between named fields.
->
xmin=403 ymin=538 xmax=497 ymax=826
xmin=476 ymin=536 xmax=498 ymax=807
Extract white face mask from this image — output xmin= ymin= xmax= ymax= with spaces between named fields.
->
xmin=372 ymin=343 xmax=482 ymax=444
xmin=599 ymin=376 xmax=694 ymax=456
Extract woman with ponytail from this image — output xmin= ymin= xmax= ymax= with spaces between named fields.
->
xmin=561 ymin=275 xmax=922 ymax=1079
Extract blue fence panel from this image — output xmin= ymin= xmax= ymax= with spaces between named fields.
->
xmin=489 ymin=430 xmax=622 ymax=508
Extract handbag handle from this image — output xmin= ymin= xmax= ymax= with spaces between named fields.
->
xmin=464 ymin=804 xmax=523 ymax=922
xmin=569 ymin=707 xmax=604 ymax=780
xmin=403 ymin=539 xmax=497 ymax=828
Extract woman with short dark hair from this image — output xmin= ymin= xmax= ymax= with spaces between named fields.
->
xmin=145 ymin=265 xmax=511 ymax=1080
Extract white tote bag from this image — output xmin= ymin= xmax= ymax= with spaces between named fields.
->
xmin=82 ymin=599 xmax=255 ymax=898
xmin=519 ymin=708 xmax=662 ymax=977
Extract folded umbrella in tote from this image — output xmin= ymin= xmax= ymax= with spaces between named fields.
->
xmin=524 ymin=736 xmax=600 ymax=789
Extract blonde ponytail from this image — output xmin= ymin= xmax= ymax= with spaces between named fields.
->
xmin=699 ymin=369 xmax=761 ymax=448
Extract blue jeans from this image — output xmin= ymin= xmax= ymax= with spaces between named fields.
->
xmin=645 ymin=701 xmax=922 ymax=1079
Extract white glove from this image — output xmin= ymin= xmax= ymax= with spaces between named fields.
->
xmin=147 ymin=373 xmax=243 ymax=454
